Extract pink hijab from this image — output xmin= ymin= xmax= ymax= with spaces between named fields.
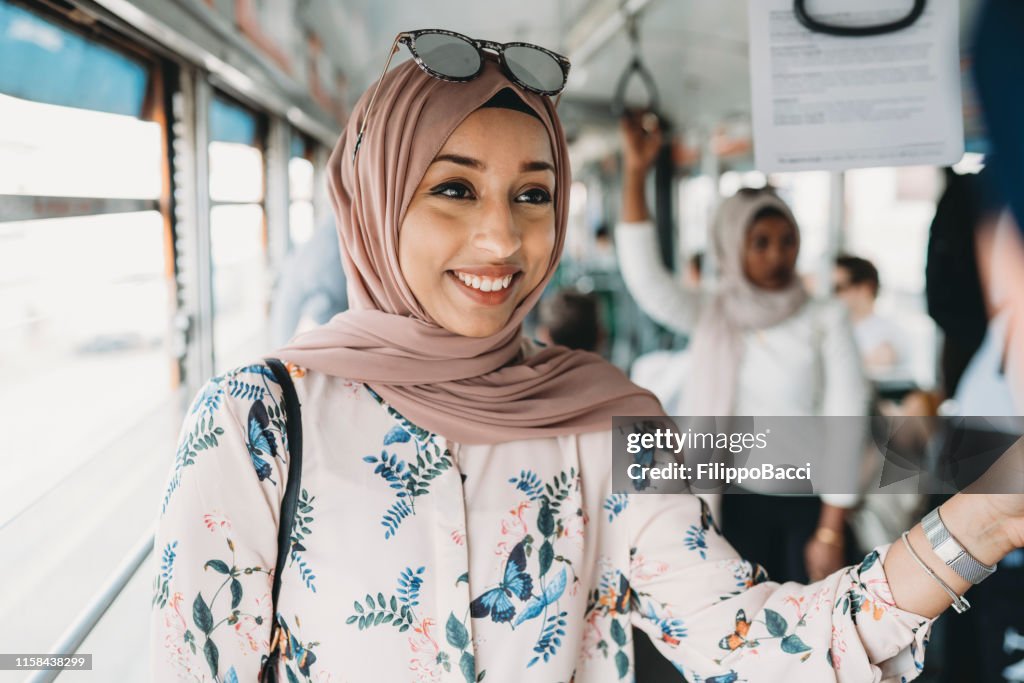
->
xmin=682 ymin=189 xmax=810 ymax=416
xmin=275 ymin=57 xmax=663 ymax=444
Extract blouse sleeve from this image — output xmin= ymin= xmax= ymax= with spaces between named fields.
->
xmin=616 ymin=220 xmax=703 ymax=334
xmin=626 ymin=493 xmax=932 ymax=683
xmin=150 ymin=364 xmax=290 ymax=682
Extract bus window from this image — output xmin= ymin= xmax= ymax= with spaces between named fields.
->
xmin=208 ymin=94 xmax=270 ymax=372
xmin=0 ymin=0 xmax=173 ymax=665
xmin=289 ymin=132 xmax=316 ymax=246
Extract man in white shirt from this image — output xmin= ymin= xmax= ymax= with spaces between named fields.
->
xmin=834 ymin=255 xmax=910 ymax=382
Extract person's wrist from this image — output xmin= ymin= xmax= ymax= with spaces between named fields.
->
xmin=942 ymin=495 xmax=1014 ymax=567
xmin=813 ymin=527 xmax=844 ymax=548
xmin=623 ymin=164 xmax=649 ymax=180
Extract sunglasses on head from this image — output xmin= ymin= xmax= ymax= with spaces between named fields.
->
xmin=353 ymin=29 xmax=571 ymax=164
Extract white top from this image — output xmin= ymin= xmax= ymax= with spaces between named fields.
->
xmin=852 ymin=313 xmax=913 ymax=382
xmin=617 ymin=221 xmax=870 ymax=507
xmin=150 ymin=361 xmax=931 ymax=682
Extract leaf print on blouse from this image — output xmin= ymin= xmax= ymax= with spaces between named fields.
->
xmin=288 ymin=488 xmax=318 ymax=593
xmin=346 ymin=566 xmax=425 ymax=633
xmin=603 ymin=493 xmax=629 ymax=523
xmin=715 ymin=608 xmax=813 ymax=665
xmin=152 ymin=541 xmax=178 ymax=609
xmin=163 ymin=365 xmax=286 ymax=513
xmin=188 ymin=536 xmax=272 ymax=681
xmin=684 ymin=523 xmax=709 ymax=559
xmin=445 ymin=613 xmax=487 ymax=683
xmin=692 ymin=671 xmax=743 ymax=683
xmin=346 ymin=568 xmax=486 ymax=683
xmin=582 ymin=569 xmax=639 ymax=679
xmin=361 ymin=413 xmax=453 ymax=540
xmin=715 ymin=559 xmax=769 ymax=601
xmin=639 ymin=601 xmax=688 ymax=647
xmin=584 ymin=564 xmax=691 ymax=679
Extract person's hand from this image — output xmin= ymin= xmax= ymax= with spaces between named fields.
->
xmin=619 ymin=110 xmax=662 ymax=176
xmin=967 ymin=436 xmax=1024 ymax=556
xmin=978 ymin=493 xmax=1024 ymax=554
xmin=805 ymin=532 xmax=844 ymax=582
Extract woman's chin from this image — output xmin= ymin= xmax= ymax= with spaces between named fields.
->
xmin=437 ymin=310 xmax=512 ymax=338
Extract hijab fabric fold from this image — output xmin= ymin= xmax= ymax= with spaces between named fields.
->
xmin=682 ymin=191 xmax=809 ymax=416
xmin=275 ymin=57 xmax=663 ymax=444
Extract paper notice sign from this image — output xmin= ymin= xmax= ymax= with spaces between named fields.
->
xmin=748 ymin=0 xmax=964 ymax=172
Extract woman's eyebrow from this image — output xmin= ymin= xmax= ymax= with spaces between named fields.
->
xmin=431 ymin=154 xmax=554 ymax=175
xmin=521 ymin=160 xmax=555 ymax=174
xmin=433 ymin=153 xmax=484 ymax=169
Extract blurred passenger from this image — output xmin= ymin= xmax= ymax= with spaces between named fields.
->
xmin=536 ymin=288 xmax=604 ymax=353
xmin=684 ymin=251 xmax=703 ymax=288
xmin=269 ymin=218 xmax=348 ymax=347
xmin=834 ymin=254 xmax=911 ymax=381
xmin=591 ymin=223 xmax=618 ymax=271
xmin=926 ymin=168 xmax=990 ymax=398
xmin=955 ymin=212 xmax=1024 ymax=415
xmin=617 ymin=113 xmax=869 ymax=585
xmin=972 ymin=0 xmax=1024 ymax=406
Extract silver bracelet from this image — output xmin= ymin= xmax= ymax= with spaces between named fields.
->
xmin=900 ymin=531 xmax=971 ymax=614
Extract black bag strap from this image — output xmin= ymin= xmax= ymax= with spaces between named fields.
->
xmin=259 ymin=358 xmax=303 ymax=683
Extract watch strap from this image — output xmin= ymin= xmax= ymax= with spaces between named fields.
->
xmin=922 ymin=507 xmax=996 ymax=585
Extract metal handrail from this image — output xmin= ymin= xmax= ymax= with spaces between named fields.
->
xmin=26 ymin=527 xmax=155 ymax=683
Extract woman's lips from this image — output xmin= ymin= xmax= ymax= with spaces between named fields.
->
xmin=447 ymin=270 xmax=521 ymax=306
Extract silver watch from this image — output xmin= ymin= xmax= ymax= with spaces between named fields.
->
xmin=922 ymin=507 xmax=997 ymax=584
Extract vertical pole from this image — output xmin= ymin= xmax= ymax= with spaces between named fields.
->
xmin=821 ymin=170 xmax=846 ymax=297
xmin=312 ymin=144 xmax=332 ymax=230
xmin=265 ymin=117 xmax=291 ymax=266
xmin=172 ymin=69 xmax=214 ymax=393
xmin=701 ymin=126 xmax=721 ymax=282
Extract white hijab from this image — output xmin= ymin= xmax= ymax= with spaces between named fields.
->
xmin=683 ymin=189 xmax=809 ymax=415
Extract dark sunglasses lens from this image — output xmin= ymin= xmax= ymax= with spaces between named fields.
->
xmin=503 ymin=46 xmax=565 ymax=93
xmin=413 ymin=32 xmax=481 ymax=78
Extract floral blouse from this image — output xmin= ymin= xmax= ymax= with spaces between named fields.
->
xmin=151 ymin=361 xmax=933 ymax=683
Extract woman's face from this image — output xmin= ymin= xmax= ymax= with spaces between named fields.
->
xmin=399 ymin=107 xmax=557 ymax=337
xmin=742 ymin=214 xmax=799 ymax=290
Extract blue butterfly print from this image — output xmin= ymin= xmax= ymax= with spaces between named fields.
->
xmin=470 ymin=540 xmax=533 ymax=624
xmin=246 ymin=401 xmax=279 ymax=483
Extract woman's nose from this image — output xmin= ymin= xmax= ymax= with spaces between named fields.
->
xmin=472 ymin=200 xmax=522 ymax=258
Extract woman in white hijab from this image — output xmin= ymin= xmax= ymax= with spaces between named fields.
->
xmin=616 ymin=114 xmax=870 ymax=586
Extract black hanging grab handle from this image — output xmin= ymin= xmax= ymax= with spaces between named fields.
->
xmin=794 ymin=0 xmax=926 ymax=37
xmin=612 ymin=56 xmax=660 ymax=117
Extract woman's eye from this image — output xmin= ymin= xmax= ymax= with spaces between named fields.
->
xmin=517 ymin=188 xmax=552 ymax=204
xmin=430 ymin=182 xmax=474 ymax=200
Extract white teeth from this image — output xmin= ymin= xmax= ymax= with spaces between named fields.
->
xmin=453 ymin=271 xmax=516 ymax=292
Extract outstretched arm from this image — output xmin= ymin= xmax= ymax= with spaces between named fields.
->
xmin=616 ymin=114 xmax=702 ymax=334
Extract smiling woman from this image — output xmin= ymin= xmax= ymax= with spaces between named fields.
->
xmin=400 ymin=101 xmax=556 ymax=337
xmin=149 ymin=35 xmax=1024 ymax=683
